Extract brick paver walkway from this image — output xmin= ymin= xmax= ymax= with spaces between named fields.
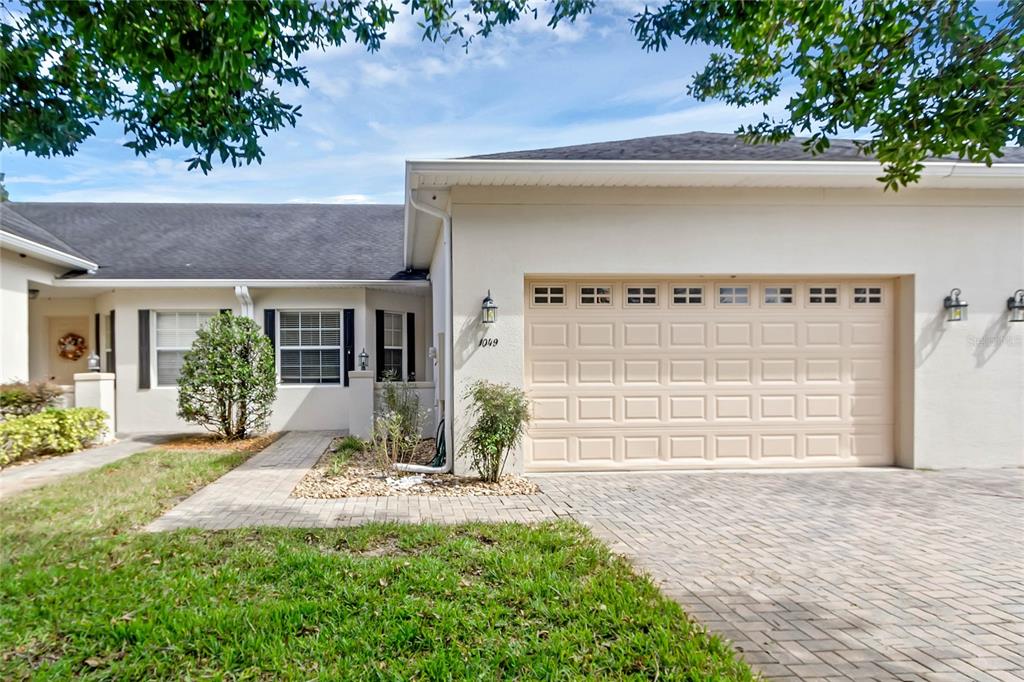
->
xmin=149 ymin=432 xmax=1024 ymax=681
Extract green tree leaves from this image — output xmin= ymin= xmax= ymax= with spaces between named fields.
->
xmin=176 ymin=313 xmax=277 ymax=440
xmin=3 ymin=1 xmax=1021 ymax=187
xmin=633 ymin=0 xmax=1024 ymax=189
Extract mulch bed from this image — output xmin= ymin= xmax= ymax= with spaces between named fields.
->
xmin=158 ymin=432 xmax=281 ymax=453
xmin=292 ymin=438 xmax=540 ymax=498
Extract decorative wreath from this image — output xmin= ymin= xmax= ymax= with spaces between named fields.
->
xmin=57 ymin=333 xmax=87 ymax=361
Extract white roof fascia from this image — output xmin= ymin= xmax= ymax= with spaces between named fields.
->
xmin=0 ymin=230 xmax=99 ymax=271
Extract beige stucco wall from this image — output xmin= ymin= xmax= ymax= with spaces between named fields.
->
xmin=28 ymin=295 xmax=99 ymax=384
xmin=0 ymin=249 xmax=65 ymax=382
xmin=448 ymin=186 xmax=1024 ymax=472
xmin=91 ymin=285 xmax=429 ymax=434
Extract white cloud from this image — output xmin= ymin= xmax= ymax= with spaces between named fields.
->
xmin=359 ymin=61 xmax=407 ymax=87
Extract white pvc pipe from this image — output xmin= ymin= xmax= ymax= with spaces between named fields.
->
xmin=398 ymin=188 xmax=454 ymax=474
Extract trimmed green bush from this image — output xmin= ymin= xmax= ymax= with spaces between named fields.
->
xmin=176 ymin=313 xmax=276 ymax=440
xmin=0 ymin=407 xmax=108 ymax=466
xmin=0 ymin=380 xmax=64 ymax=418
xmin=460 ymin=380 xmax=530 ymax=483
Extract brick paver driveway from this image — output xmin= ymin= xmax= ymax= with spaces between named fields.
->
xmin=151 ymin=433 xmax=1024 ymax=681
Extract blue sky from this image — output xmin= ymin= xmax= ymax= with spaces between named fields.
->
xmin=2 ymin=4 xmax=788 ymax=204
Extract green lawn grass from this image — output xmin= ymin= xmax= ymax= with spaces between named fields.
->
xmin=1 ymin=447 xmax=756 ymax=680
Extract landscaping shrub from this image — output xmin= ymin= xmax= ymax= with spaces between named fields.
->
xmin=369 ymin=380 xmax=425 ymax=471
xmin=176 ymin=313 xmax=276 ymax=440
xmin=0 ymin=380 xmax=64 ymax=418
xmin=460 ymin=380 xmax=530 ymax=483
xmin=0 ymin=407 xmax=107 ymax=466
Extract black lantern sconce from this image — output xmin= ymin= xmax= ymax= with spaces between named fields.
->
xmin=481 ymin=290 xmax=497 ymax=324
xmin=358 ymin=348 xmax=369 ymax=371
xmin=943 ymin=288 xmax=968 ymax=322
xmin=1008 ymin=289 xmax=1024 ymax=323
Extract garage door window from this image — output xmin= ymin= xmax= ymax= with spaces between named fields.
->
xmin=718 ymin=286 xmax=749 ymax=305
xmin=533 ymin=285 xmax=565 ymax=305
xmin=764 ymin=286 xmax=795 ymax=305
xmin=625 ymin=286 xmax=658 ymax=305
xmin=580 ymin=285 xmax=612 ymax=306
xmin=853 ymin=286 xmax=883 ymax=304
xmin=809 ymin=286 xmax=840 ymax=304
xmin=672 ymin=286 xmax=704 ymax=305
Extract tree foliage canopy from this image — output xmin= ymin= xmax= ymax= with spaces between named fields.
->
xmin=2 ymin=0 xmax=1021 ymax=186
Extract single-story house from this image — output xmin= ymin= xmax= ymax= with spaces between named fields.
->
xmin=2 ymin=132 xmax=1022 ymax=472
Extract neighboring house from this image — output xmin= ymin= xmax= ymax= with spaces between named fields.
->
xmin=2 ymin=132 xmax=1023 ymax=472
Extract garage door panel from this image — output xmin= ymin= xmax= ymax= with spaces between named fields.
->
xmin=715 ymin=322 xmax=753 ymax=347
xmin=623 ymin=359 xmax=660 ymax=384
xmin=670 ymin=359 xmax=706 ymax=383
xmin=623 ymin=323 xmax=661 ymax=347
xmin=531 ymin=322 xmax=569 ymax=348
xmin=577 ymin=359 xmax=615 ymax=385
xmin=525 ymin=278 xmax=894 ymax=471
xmin=577 ymin=322 xmax=615 ymax=348
xmin=715 ymin=359 xmax=752 ymax=383
xmin=669 ymin=323 xmax=706 ymax=347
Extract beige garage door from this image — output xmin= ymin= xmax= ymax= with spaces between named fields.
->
xmin=524 ymin=278 xmax=895 ymax=471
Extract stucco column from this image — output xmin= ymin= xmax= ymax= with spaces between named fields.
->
xmin=73 ymin=372 xmax=116 ymax=442
xmin=348 ymin=370 xmax=374 ymax=439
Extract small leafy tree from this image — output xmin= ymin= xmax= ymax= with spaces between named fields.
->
xmin=460 ymin=380 xmax=530 ymax=483
xmin=176 ymin=313 xmax=276 ymax=440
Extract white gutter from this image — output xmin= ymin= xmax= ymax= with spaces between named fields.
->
xmin=234 ymin=285 xmax=255 ymax=319
xmin=397 ymin=187 xmax=454 ymax=474
xmin=406 ymin=158 xmax=1024 ymax=189
xmin=51 ymin=278 xmax=430 ymax=289
xmin=0 ymin=230 xmax=98 ymax=271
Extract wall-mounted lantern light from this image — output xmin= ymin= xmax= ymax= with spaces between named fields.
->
xmin=1008 ymin=289 xmax=1024 ymax=323
xmin=87 ymin=353 xmax=101 ymax=372
xmin=482 ymin=290 xmax=497 ymax=324
xmin=943 ymin=288 xmax=968 ymax=322
xmin=358 ymin=348 xmax=369 ymax=371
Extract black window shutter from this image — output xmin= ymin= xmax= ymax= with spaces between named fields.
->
xmin=138 ymin=309 xmax=150 ymax=389
xmin=343 ymin=308 xmax=355 ymax=386
xmin=109 ymin=310 xmax=116 ymax=373
xmin=375 ymin=309 xmax=385 ymax=381
xmin=220 ymin=308 xmax=231 ymax=315
xmin=93 ymin=313 xmax=100 ymax=356
xmin=263 ymin=309 xmax=276 ymax=367
xmin=406 ymin=312 xmax=416 ymax=381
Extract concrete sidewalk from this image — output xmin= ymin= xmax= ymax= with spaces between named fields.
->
xmin=0 ymin=434 xmax=169 ymax=498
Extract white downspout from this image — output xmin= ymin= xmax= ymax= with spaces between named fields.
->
xmin=396 ymin=188 xmax=454 ymax=474
xmin=234 ymin=285 xmax=254 ymax=319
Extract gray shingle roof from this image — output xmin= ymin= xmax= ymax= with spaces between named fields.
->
xmin=467 ymin=131 xmax=1024 ymax=163
xmin=1 ymin=204 xmax=95 ymax=264
xmin=6 ymin=203 xmax=416 ymax=281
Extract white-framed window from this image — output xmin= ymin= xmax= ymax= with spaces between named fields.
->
xmin=155 ymin=311 xmax=215 ymax=386
xmin=381 ymin=311 xmax=405 ymax=380
xmin=718 ymin=285 xmax=750 ymax=305
xmin=853 ymin=286 xmax=883 ymax=304
xmin=532 ymin=285 xmax=566 ymax=305
xmin=671 ymin=285 xmax=704 ymax=305
xmin=763 ymin=286 xmax=795 ymax=305
xmin=625 ymin=285 xmax=658 ymax=305
xmin=579 ymin=285 xmax=612 ymax=306
xmin=278 ymin=311 xmax=342 ymax=384
xmin=808 ymin=285 xmax=840 ymax=305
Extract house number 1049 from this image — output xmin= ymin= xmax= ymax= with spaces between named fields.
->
xmin=479 ymin=338 xmax=499 ymax=348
